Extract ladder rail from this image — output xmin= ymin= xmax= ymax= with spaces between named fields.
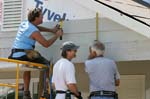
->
xmin=0 ymin=58 xmax=48 ymax=99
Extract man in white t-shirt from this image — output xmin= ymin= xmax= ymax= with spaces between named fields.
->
xmin=52 ymin=41 xmax=82 ymax=99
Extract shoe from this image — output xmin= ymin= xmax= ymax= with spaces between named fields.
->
xmin=23 ymin=91 xmax=32 ymax=99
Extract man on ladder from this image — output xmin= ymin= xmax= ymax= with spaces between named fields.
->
xmin=8 ymin=7 xmax=63 ymax=99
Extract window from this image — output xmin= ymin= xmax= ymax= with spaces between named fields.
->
xmin=0 ymin=0 xmax=2 ymax=26
xmin=1 ymin=0 xmax=23 ymax=31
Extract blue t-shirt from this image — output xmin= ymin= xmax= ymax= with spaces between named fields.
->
xmin=12 ymin=20 xmax=39 ymax=57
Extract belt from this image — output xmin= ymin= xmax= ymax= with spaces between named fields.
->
xmin=8 ymin=49 xmax=26 ymax=59
xmin=90 ymin=91 xmax=115 ymax=97
xmin=56 ymin=90 xmax=74 ymax=95
xmin=56 ymin=90 xmax=66 ymax=94
xmin=12 ymin=49 xmax=26 ymax=53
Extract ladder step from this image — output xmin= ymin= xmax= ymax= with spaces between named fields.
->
xmin=0 ymin=83 xmax=16 ymax=88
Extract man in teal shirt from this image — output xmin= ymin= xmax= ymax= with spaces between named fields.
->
xmin=9 ymin=8 xmax=63 ymax=99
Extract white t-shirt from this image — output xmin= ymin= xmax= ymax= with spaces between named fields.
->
xmin=52 ymin=58 xmax=76 ymax=99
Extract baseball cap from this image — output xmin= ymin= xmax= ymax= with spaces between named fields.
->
xmin=61 ymin=41 xmax=80 ymax=51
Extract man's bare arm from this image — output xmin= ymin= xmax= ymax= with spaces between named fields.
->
xmin=67 ymin=83 xmax=79 ymax=96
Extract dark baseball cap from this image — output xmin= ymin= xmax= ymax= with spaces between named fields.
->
xmin=61 ymin=41 xmax=80 ymax=51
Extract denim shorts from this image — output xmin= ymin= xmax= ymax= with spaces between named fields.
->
xmin=8 ymin=54 xmax=50 ymax=66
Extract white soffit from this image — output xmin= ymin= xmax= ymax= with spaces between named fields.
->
xmin=73 ymin=0 xmax=150 ymax=38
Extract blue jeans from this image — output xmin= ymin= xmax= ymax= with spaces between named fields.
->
xmin=91 ymin=96 xmax=114 ymax=99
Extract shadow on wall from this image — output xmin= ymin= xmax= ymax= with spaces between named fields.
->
xmin=75 ymin=63 xmax=90 ymax=98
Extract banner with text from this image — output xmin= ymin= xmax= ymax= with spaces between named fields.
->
xmin=24 ymin=0 xmax=96 ymax=22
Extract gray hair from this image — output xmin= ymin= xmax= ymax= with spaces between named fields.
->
xmin=90 ymin=40 xmax=105 ymax=56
